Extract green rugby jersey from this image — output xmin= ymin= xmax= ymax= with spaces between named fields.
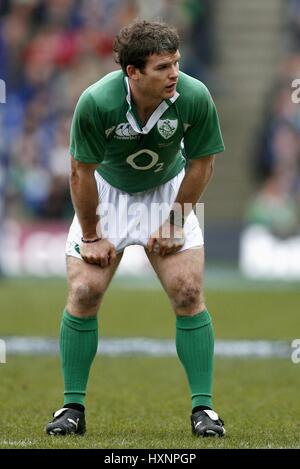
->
xmin=70 ymin=70 xmax=225 ymax=193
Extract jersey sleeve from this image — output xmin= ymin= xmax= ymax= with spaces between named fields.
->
xmin=183 ymin=84 xmax=225 ymax=159
xmin=69 ymin=91 xmax=106 ymax=163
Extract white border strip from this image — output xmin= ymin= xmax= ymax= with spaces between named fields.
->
xmin=2 ymin=337 xmax=291 ymax=358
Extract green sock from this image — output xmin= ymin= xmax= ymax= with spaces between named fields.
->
xmin=60 ymin=309 xmax=98 ymax=407
xmin=176 ymin=310 xmax=214 ymax=410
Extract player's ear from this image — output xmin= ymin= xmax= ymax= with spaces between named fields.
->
xmin=126 ymin=65 xmax=140 ymax=81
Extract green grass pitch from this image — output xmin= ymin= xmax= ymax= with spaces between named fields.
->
xmin=0 ymin=278 xmax=300 ymax=448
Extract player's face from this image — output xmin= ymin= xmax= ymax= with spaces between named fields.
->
xmin=138 ymin=50 xmax=180 ymax=101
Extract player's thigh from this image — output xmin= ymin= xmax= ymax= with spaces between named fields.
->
xmin=146 ymin=247 xmax=205 ymax=301
xmin=66 ymin=253 xmax=123 ymax=303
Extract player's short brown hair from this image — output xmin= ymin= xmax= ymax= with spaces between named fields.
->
xmin=114 ymin=20 xmax=180 ymax=75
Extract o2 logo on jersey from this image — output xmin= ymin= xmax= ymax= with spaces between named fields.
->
xmin=157 ymin=119 xmax=178 ymax=139
xmin=126 ymin=149 xmax=164 ymax=172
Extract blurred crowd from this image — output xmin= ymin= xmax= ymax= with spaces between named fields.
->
xmin=246 ymin=0 xmax=300 ymax=238
xmin=0 ymin=0 xmax=215 ymax=222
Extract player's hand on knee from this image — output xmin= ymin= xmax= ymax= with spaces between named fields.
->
xmin=164 ymin=237 xmax=185 ymax=256
xmin=158 ymin=236 xmax=184 ymax=256
xmin=147 ymin=224 xmax=185 ymax=256
xmin=80 ymin=239 xmax=116 ymax=267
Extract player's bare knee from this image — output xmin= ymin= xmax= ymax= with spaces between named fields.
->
xmin=69 ymin=282 xmax=103 ymax=309
xmin=172 ymin=282 xmax=202 ymax=312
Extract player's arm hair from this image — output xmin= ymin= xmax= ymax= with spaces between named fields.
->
xmin=69 ymin=155 xmax=100 ymax=240
xmin=172 ymin=155 xmax=215 ymax=215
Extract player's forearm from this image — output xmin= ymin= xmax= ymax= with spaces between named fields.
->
xmin=172 ymin=155 xmax=215 ymax=217
xmin=70 ymin=157 xmax=100 ymax=240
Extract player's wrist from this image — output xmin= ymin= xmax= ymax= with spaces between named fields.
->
xmin=81 ymin=236 xmax=102 ymax=243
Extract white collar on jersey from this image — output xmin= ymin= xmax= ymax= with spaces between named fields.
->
xmin=124 ymin=76 xmax=179 ymax=135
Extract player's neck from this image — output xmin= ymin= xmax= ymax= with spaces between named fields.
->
xmin=129 ymin=83 xmax=162 ymax=125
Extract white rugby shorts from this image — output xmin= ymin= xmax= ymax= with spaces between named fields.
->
xmin=65 ymin=168 xmax=203 ymax=258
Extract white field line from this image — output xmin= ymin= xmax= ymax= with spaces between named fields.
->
xmin=1 ymin=337 xmax=292 ymax=358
